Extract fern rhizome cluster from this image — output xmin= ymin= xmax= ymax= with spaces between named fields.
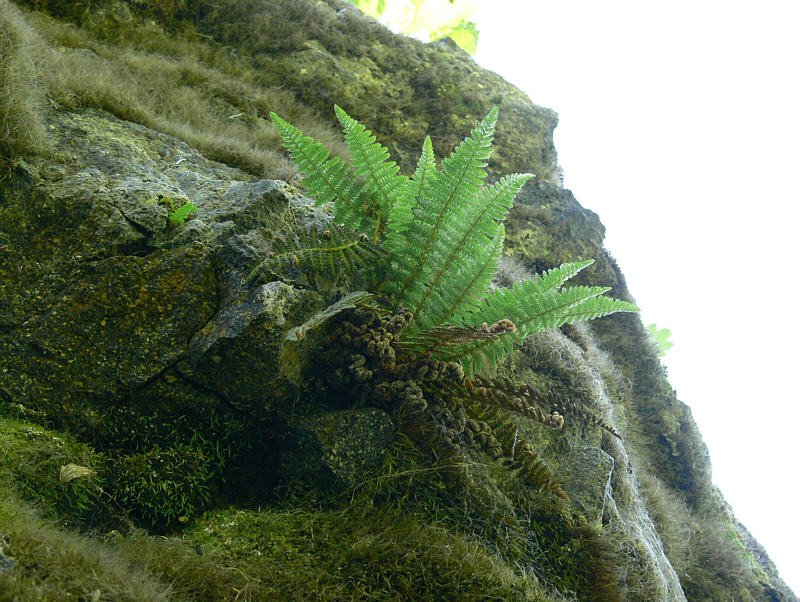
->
xmin=262 ymin=105 xmax=638 ymax=494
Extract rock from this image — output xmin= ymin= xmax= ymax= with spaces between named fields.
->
xmin=280 ymin=408 xmax=395 ymax=488
xmin=0 ymin=538 xmax=14 ymax=575
xmin=551 ymin=446 xmax=615 ymax=524
xmin=0 ymin=242 xmax=218 ymax=410
xmin=182 ymin=280 xmax=323 ymax=413
xmin=0 ymin=108 xmax=331 ymax=429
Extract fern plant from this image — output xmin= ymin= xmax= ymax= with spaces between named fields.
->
xmin=270 ymin=105 xmax=638 ymax=375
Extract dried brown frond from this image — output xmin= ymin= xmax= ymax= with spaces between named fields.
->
xmin=465 ymin=376 xmax=622 ymax=440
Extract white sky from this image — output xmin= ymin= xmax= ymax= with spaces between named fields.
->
xmin=471 ymin=0 xmax=800 ymax=594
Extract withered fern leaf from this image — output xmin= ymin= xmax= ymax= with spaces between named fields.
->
xmin=465 ymin=376 xmax=622 ymax=440
xmin=470 ymin=403 xmax=567 ymax=499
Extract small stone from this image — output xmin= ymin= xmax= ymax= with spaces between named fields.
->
xmin=59 ymin=463 xmax=97 ymax=482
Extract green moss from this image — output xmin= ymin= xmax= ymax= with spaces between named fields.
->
xmin=186 ymin=505 xmax=551 ymax=601
xmin=0 ymin=495 xmax=173 ymax=601
xmin=0 ymin=418 xmax=107 ymax=526
xmin=0 ymin=398 xmax=267 ymax=531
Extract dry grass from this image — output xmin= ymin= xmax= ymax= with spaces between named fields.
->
xmin=0 ymin=0 xmax=51 ymax=164
xmin=2 ymin=2 xmax=350 ymax=178
xmin=639 ymin=473 xmax=762 ymax=601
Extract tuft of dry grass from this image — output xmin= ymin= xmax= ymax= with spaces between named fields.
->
xmin=639 ymin=473 xmax=763 ymax=601
xmin=0 ymin=0 xmax=51 ymax=164
xmin=3 ymin=1 xmax=351 ymax=179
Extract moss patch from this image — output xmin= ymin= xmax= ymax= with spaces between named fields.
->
xmin=0 ymin=418 xmax=107 ymax=526
xmin=186 ymin=505 xmax=550 ymax=601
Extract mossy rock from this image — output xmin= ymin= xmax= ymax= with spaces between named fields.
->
xmin=280 ymin=408 xmax=395 ymax=489
xmin=0 ymin=418 xmax=106 ymax=525
xmin=0 ymin=0 xmax=796 ymax=599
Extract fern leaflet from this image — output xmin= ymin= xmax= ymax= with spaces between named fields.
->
xmin=391 ymin=108 xmax=499 ymax=313
xmin=334 ymin=105 xmax=408 ymax=240
xmin=246 ymin=226 xmax=385 ymax=287
xmin=270 ymin=112 xmax=364 ymax=231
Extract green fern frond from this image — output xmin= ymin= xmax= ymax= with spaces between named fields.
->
xmin=522 ymin=259 xmax=596 ymax=295
xmin=453 ymin=279 xmax=637 ymax=375
xmin=271 ymin=106 xmax=638 ymax=376
xmin=409 ymin=172 xmax=533 ymax=330
xmin=334 ymin=105 xmax=408 ymax=240
xmin=390 ymin=108 xmax=499 ymax=309
xmin=560 ymin=294 xmax=639 ymax=322
xmin=246 ymin=226 xmax=386 ymax=287
xmin=384 ymin=135 xmax=436 ymax=269
xmin=270 ymin=112 xmax=364 ymax=229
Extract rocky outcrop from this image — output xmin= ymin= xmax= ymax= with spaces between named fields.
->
xmin=1 ymin=108 xmax=320 ymax=419
xmin=0 ymin=0 xmax=795 ymax=600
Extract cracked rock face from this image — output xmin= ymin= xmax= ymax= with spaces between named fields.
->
xmin=0 ymin=108 xmax=321 ymax=429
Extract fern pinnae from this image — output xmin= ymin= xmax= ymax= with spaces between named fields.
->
xmin=270 ymin=112 xmax=360 ymax=212
xmin=245 ymin=226 xmax=384 ymax=285
xmin=526 ymin=259 xmax=596 ymax=294
xmin=334 ymin=105 xmax=407 ymax=240
xmin=416 ymin=224 xmax=506 ymax=331
xmin=451 ymin=283 xmax=632 ymax=375
xmin=548 ymin=390 xmax=623 ymax=440
xmin=384 ymin=136 xmax=436 ymax=266
xmin=393 ymin=108 xmax=498 ymax=308
xmin=410 ymin=173 xmax=533 ymax=330
xmin=560 ymin=293 xmax=639 ymax=322
xmin=272 ymin=104 xmax=638 ymax=378
xmin=469 ymin=402 xmax=566 ymax=497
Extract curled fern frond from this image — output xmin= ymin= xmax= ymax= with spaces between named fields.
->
xmin=470 ymin=404 xmax=567 ymax=498
xmin=466 ymin=376 xmax=622 ymax=440
xmin=508 ymin=444 xmax=568 ymax=500
xmin=461 ymin=376 xmax=566 ymax=432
